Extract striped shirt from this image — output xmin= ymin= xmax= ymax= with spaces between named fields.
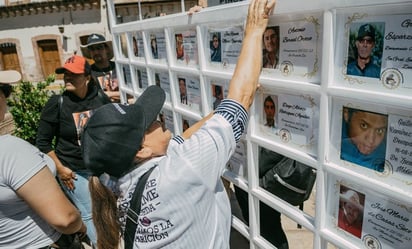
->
xmin=116 ymin=99 xmax=248 ymax=249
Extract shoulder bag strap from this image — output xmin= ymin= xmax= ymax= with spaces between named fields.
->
xmin=124 ymin=166 xmax=156 ymax=249
xmin=55 ymin=95 xmax=63 ymax=146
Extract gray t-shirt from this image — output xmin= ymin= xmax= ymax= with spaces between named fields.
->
xmin=0 ymin=135 xmax=60 ymax=248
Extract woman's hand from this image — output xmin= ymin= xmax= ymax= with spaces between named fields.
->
xmin=245 ymin=0 xmax=276 ymax=35
xmin=58 ymin=166 xmax=77 ymax=190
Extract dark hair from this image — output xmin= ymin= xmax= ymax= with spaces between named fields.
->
xmin=264 ymin=26 xmax=279 ymax=36
xmin=215 ymin=85 xmax=222 ymax=95
xmin=264 ymin=96 xmax=275 ymax=106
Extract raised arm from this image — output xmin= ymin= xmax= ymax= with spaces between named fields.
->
xmin=227 ymin=0 xmax=276 ymax=111
xmin=182 ymin=0 xmax=276 ymax=139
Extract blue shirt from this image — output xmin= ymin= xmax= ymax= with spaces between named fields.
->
xmin=340 ymin=123 xmax=386 ymax=172
xmin=346 ymin=57 xmax=381 ymax=79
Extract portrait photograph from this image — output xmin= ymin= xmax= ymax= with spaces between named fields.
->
xmin=159 ymin=110 xmax=174 ymax=135
xmin=262 ymin=94 xmax=278 ymax=128
xmin=178 ymin=77 xmax=188 ymax=105
xmin=72 ymin=110 xmax=93 ymax=146
xmin=181 ymin=117 xmax=196 ymax=133
xmin=346 ymin=22 xmax=385 ymax=79
xmin=177 ymin=76 xmax=201 ymax=111
xmin=211 ymin=84 xmax=224 ymax=110
xmin=175 ymin=33 xmax=184 ymax=60
xmin=96 ymin=73 xmax=118 ymax=92
xmin=337 ymin=185 xmax=365 ymax=238
xmin=262 ymin=26 xmax=280 ymax=69
xmin=154 ymin=71 xmax=171 ymax=103
xmin=340 ymin=106 xmax=388 ymax=172
xmin=132 ymin=32 xmax=144 ymax=58
xmin=209 ymin=32 xmax=222 ymax=63
xmin=150 ymin=34 xmax=158 ymax=59
xmin=135 ymin=68 xmax=148 ymax=89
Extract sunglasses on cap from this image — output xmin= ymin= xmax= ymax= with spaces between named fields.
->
xmin=0 ymin=84 xmax=12 ymax=98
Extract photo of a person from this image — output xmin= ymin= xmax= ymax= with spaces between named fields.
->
xmin=340 ymin=107 xmax=388 ymax=172
xmin=182 ymin=119 xmax=190 ymax=132
xmin=151 ymin=35 xmax=158 ymax=59
xmin=262 ymin=26 xmax=279 ymax=69
xmin=338 ymin=186 xmax=365 ymax=238
xmin=175 ymin=34 xmax=184 ymax=60
xmin=212 ymin=85 xmax=224 ymax=110
xmin=155 ymin=73 xmax=160 ymax=87
xmin=133 ymin=36 xmax=139 ymax=57
xmin=136 ymin=70 xmax=142 ymax=88
xmin=210 ymin=32 xmax=221 ymax=62
xmin=73 ymin=110 xmax=92 ymax=145
xmin=346 ymin=23 xmax=382 ymax=79
xmin=263 ymin=95 xmax=276 ymax=127
xmin=102 ymin=74 xmax=118 ymax=92
xmin=178 ymin=78 xmax=187 ymax=104
xmin=158 ymin=112 xmax=166 ymax=131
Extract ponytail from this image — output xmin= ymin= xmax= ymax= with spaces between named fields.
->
xmin=89 ymin=176 xmax=122 ymax=249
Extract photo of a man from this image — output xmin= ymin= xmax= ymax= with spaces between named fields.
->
xmin=346 ymin=23 xmax=383 ymax=79
xmin=263 ymin=95 xmax=276 ymax=127
xmin=340 ymin=107 xmax=388 ymax=172
xmin=338 ymin=186 xmax=365 ymax=238
xmin=178 ymin=78 xmax=187 ymax=104
xmin=151 ymin=35 xmax=158 ymax=59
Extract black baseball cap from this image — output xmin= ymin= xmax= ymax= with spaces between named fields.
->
xmin=82 ymin=85 xmax=165 ymax=177
xmin=357 ymin=23 xmax=375 ymax=41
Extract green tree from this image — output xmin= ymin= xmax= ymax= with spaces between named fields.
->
xmin=7 ymin=75 xmax=57 ymax=145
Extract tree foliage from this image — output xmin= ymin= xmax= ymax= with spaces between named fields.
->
xmin=7 ymin=75 xmax=58 ymax=145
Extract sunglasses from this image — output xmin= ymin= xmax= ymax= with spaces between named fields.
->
xmin=88 ymin=44 xmax=105 ymax=51
xmin=358 ymin=38 xmax=374 ymax=45
xmin=0 ymin=84 xmax=12 ymax=98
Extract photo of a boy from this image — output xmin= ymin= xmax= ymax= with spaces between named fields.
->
xmin=340 ymin=107 xmax=388 ymax=172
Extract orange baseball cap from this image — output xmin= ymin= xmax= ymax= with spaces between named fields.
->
xmin=55 ymin=55 xmax=91 ymax=75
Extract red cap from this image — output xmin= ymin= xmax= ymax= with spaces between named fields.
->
xmin=55 ymin=55 xmax=90 ymax=75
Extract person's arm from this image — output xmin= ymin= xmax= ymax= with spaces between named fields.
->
xmin=104 ymin=90 xmax=121 ymax=102
xmin=181 ymin=0 xmax=276 ymax=139
xmin=36 ymin=96 xmax=77 ymax=190
xmin=17 ymin=166 xmax=86 ymax=235
xmin=36 ymin=96 xmax=59 ymax=154
xmin=227 ymin=0 xmax=276 ymax=111
xmin=47 ymin=150 xmax=77 ymax=190
xmin=182 ymin=112 xmax=213 ymax=139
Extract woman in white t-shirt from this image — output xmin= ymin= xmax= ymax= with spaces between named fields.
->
xmin=0 ymin=70 xmax=86 ymax=248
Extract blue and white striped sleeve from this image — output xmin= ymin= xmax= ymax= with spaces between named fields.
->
xmin=214 ymin=99 xmax=248 ymax=143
